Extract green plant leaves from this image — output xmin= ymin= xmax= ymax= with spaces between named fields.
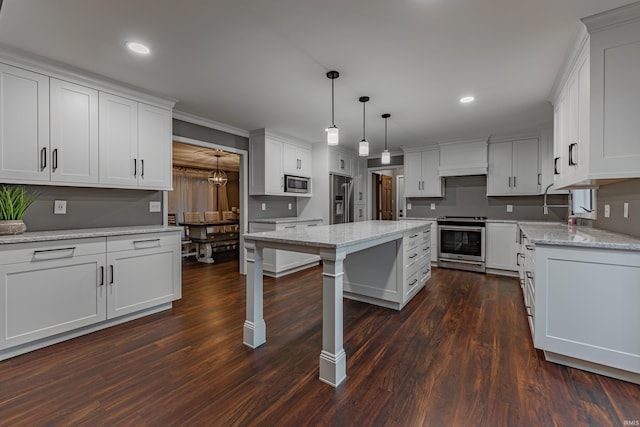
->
xmin=0 ymin=186 xmax=38 ymax=220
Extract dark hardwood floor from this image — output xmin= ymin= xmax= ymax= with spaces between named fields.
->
xmin=1 ymin=258 xmax=639 ymax=426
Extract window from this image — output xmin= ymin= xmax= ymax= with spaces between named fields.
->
xmin=572 ymin=189 xmax=597 ymax=220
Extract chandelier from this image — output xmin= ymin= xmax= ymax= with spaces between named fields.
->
xmin=208 ymin=155 xmax=228 ymax=186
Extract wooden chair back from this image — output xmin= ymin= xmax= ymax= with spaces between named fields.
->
xmin=167 ymin=213 xmax=177 ymax=226
xmin=222 ymin=211 xmax=238 ymax=232
xmin=183 ymin=211 xmax=201 ymax=223
xmin=204 ymin=211 xmax=221 ymax=234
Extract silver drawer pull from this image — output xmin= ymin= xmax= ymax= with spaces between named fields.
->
xmin=409 ymin=254 xmax=418 ymax=259
xmin=306 ymin=223 xmax=318 ymax=227
xmin=33 ymin=247 xmax=76 ymax=260
xmin=409 ymin=279 xmax=418 ymax=286
xmin=284 ymin=225 xmax=296 ymax=229
xmin=133 ymin=238 xmax=161 ymax=248
xmin=410 ymin=234 xmax=418 ymax=238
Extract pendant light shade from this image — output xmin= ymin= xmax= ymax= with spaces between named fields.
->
xmin=208 ymin=155 xmax=228 ymax=186
xmin=358 ymin=96 xmax=370 ymax=156
xmin=326 ymin=71 xmax=340 ymax=145
xmin=381 ymin=113 xmax=391 ymax=165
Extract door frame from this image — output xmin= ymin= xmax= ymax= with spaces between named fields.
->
xmin=366 ymin=165 xmax=404 ymax=222
xmin=168 ymin=135 xmax=249 ymax=274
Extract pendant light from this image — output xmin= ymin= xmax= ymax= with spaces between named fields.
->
xmin=208 ymin=154 xmax=228 ymax=186
xmin=326 ymin=71 xmax=340 ymax=145
xmin=358 ymin=96 xmax=370 ymax=156
xmin=381 ymin=113 xmax=391 ymax=165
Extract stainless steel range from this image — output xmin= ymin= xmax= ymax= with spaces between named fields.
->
xmin=437 ymin=216 xmax=487 ymax=273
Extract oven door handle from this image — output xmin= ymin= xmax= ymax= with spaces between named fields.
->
xmin=438 ymin=225 xmax=484 ymax=232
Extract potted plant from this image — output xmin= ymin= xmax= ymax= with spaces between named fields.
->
xmin=0 ymin=185 xmax=38 ymax=235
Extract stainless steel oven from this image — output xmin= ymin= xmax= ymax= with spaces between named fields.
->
xmin=437 ymin=217 xmax=486 ymax=273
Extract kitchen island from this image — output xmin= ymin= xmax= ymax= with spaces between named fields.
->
xmin=243 ymin=220 xmax=431 ymax=387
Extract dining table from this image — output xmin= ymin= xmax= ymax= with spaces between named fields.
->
xmin=179 ymin=220 xmax=240 ymax=263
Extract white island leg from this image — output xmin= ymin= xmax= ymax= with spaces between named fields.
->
xmin=319 ymin=249 xmax=347 ymax=387
xmin=243 ymin=241 xmax=266 ymax=348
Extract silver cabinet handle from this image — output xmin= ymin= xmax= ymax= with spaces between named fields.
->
xmin=554 ymin=157 xmax=560 ymax=175
xmin=513 ymin=176 xmax=517 ymax=187
xmin=99 ymin=266 xmax=104 ymax=286
xmin=537 ymin=173 xmax=541 ymax=186
xmin=508 ymin=176 xmax=512 ymax=188
xmin=568 ymin=143 xmax=577 ymax=166
xmin=33 ymin=247 xmax=76 ymax=260
xmin=284 ymin=225 xmax=296 ymax=229
xmin=141 ymin=159 xmax=144 ymax=177
xmin=409 ymin=254 xmax=418 ymax=259
xmin=40 ymin=147 xmax=47 ymax=170
xmin=109 ymin=265 xmax=114 ymax=284
xmin=133 ymin=158 xmax=137 ymax=177
xmin=133 ymin=238 xmax=161 ymax=249
xmin=306 ymin=223 xmax=318 ymax=227
xmin=52 ymin=148 xmax=58 ymax=172
xmin=409 ymin=279 xmax=418 ymax=286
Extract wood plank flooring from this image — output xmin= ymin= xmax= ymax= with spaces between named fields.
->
xmin=1 ymin=259 xmax=639 ymax=426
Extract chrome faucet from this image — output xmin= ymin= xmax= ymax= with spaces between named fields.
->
xmin=543 ymin=183 xmax=569 ymax=215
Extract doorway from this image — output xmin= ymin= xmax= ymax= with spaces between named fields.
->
xmin=369 ymin=167 xmax=404 ymax=221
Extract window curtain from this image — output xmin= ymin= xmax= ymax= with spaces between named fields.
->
xmin=169 ymin=168 xmax=230 ymax=225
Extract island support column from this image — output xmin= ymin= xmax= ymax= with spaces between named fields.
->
xmin=319 ymin=249 xmax=347 ymax=387
xmin=243 ymin=240 xmax=266 ymax=348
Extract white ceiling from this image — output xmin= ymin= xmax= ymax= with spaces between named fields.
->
xmin=0 ymin=0 xmax=633 ymax=154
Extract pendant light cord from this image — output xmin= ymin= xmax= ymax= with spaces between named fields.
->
xmin=362 ymin=101 xmax=366 ymax=140
xmin=331 ymin=78 xmax=335 ymax=126
xmin=384 ymin=116 xmax=388 ymax=150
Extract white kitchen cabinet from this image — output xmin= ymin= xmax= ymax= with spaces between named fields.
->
xmin=283 ymin=142 xmax=312 ymax=178
xmin=49 ymin=78 xmax=99 ymax=184
xmin=249 ymin=219 xmax=322 ymax=276
xmin=329 ymin=147 xmax=354 ymax=177
xmin=99 ymin=93 xmax=172 ymax=190
xmin=403 ymin=147 xmax=442 ymax=197
xmin=0 ymin=63 xmax=50 ymax=182
xmin=106 ymin=233 xmax=181 ymax=318
xmin=354 ymin=157 xmax=367 ymax=204
xmin=539 ymin=124 xmax=568 ymax=195
xmin=249 ymin=128 xmax=313 ymax=196
xmin=0 ymin=238 xmax=106 ymax=350
xmin=487 ymin=139 xmax=539 ymax=196
xmin=354 ymin=204 xmax=367 ymax=222
xmin=486 ymin=222 xmax=519 ymax=272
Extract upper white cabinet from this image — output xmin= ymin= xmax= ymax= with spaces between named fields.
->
xmin=50 ymin=78 xmax=99 ymax=184
xmin=283 ymin=142 xmax=312 ymax=178
xmin=354 ymin=157 xmax=367 ymax=204
xmin=250 ymin=128 xmax=313 ymax=196
xmin=329 ymin=147 xmax=355 ymax=177
xmin=0 ymin=63 xmax=50 ymax=182
xmin=403 ymin=147 xmax=443 ymax=197
xmin=552 ymin=3 xmax=640 ymax=188
xmin=0 ymin=56 xmax=174 ymax=190
xmin=99 ymin=93 xmax=172 ymax=190
xmin=487 ymin=138 xmax=539 ymax=196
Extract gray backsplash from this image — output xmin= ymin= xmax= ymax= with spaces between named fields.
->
xmin=593 ymin=178 xmax=640 ymax=238
xmin=20 ymin=186 xmax=162 ymax=231
xmin=406 ymin=175 xmax=568 ymax=221
xmin=247 ymin=195 xmax=298 ymax=221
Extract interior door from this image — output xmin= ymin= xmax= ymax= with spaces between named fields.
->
xmin=381 ymin=175 xmax=393 ymax=220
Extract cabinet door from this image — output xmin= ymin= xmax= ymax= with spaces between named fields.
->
xmin=486 ymin=222 xmax=518 ymax=271
xmin=106 ymin=239 xmax=180 ymax=318
xmin=49 ymin=78 xmax=99 ymax=184
xmin=99 ymin=92 xmax=138 ymax=187
xmin=354 ymin=158 xmax=367 ymax=203
xmin=565 ymin=69 xmax=580 ymax=180
xmin=0 ymin=63 xmax=49 ymax=182
xmin=512 ymin=139 xmax=539 ymax=195
xmin=0 ymin=253 xmax=106 ymax=350
xmin=282 ymin=143 xmax=300 ymax=176
xmin=403 ymin=152 xmax=423 ymax=197
xmin=138 ymin=103 xmax=172 ymax=189
xmin=421 ymin=150 xmax=442 ymax=196
xmin=487 ymin=141 xmax=513 ymax=195
xmin=297 ymin=145 xmax=312 ymax=178
xmin=264 ymin=138 xmax=284 ymax=194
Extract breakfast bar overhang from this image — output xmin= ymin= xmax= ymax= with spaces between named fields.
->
xmin=243 ymin=220 xmax=431 ymax=387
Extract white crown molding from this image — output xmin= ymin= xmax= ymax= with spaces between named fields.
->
xmin=0 ymin=43 xmax=177 ymax=108
xmin=582 ymin=1 xmax=640 ymax=33
xmin=488 ymin=130 xmax=540 ymax=144
xmin=549 ymin=24 xmax=589 ymax=102
xmin=173 ymin=111 xmax=250 ymax=138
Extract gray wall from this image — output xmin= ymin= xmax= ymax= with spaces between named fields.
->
xmin=247 ymin=195 xmax=298 ymax=220
xmin=406 ymin=175 xmax=569 ymax=221
xmin=593 ymin=178 xmax=640 ymax=238
xmin=21 ymin=186 xmax=162 ymax=231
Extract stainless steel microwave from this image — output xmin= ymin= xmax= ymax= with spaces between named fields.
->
xmin=284 ymin=175 xmax=311 ymax=194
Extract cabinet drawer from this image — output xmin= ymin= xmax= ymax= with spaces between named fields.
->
xmin=420 ymin=229 xmax=430 ymax=244
xmin=107 ymin=232 xmax=179 ymax=252
xmin=405 ymin=247 xmax=420 ymax=269
xmin=404 ymin=231 xmax=421 ymax=251
xmin=405 ymin=268 xmax=420 ymax=291
xmin=0 ymin=238 xmax=105 ymax=265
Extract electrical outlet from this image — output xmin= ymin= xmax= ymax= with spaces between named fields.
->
xmin=624 ymin=203 xmax=629 ymax=218
xmin=604 ymin=204 xmax=610 ymax=218
xmin=261 ymin=203 xmax=266 ymax=211
xmin=407 ymin=203 xmax=412 ymax=210
xmin=149 ymin=201 xmax=161 ymax=212
xmin=430 ymin=203 xmax=436 ymax=210
xmin=288 ymin=203 xmax=292 ymax=210
xmin=54 ymin=200 xmax=67 ymax=214
xmin=506 ymin=204 xmax=513 ymax=213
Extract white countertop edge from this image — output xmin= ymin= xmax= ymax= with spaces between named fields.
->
xmin=249 ymin=217 xmax=323 ymax=224
xmin=0 ymin=225 xmax=180 ymax=244
xmin=517 ymin=222 xmax=640 ymax=251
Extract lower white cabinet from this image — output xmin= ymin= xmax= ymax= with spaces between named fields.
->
xmin=486 ymin=222 xmax=519 ymax=272
xmin=249 ymin=220 xmax=322 ymax=277
xmin=0 ymin=231 xmax=181 ymax=359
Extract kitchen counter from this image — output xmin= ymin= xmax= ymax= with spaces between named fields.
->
xmin=249 ymin=217 xmax=322 ymax=224
xmin=0 ymin=225 xmax=179 ymax=244
xmin=518 ymin=222 xmax=640 ymax=251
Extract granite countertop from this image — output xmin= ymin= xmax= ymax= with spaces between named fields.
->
xmin=250 ymin=217 xmax=323 ymax=224
xmin=402 ymin=217 xmax=436 ymax=221
xmin=244 ymin=220 xmax=429 ymax=249
xmin=0 ymin=225 xmax=180 ymax=245
xmin=518 ymin=222 xmax=640 ymax=251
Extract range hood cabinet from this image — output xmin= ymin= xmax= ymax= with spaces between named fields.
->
xmin=438 ymin=138 xmax=489 ymax=177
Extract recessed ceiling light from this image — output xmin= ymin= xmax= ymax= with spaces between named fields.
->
xmin=460 ymin=96 xmax=475 ymax=104
xmin=126 ymin=41 xmax=151 ymax=55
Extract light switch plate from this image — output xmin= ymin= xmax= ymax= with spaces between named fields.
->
xmin=288 ymin=203 xmax=292 ymax=210
xmin=624 ymin=203 xmax=629 ymax=218
xmin=506 ymin=204 xmax=513 ymax=213
xmin=149 ymin=201 xmax=161 ymax=212
xmin=430 ymin=203 xmax=436 ymax=210
xmin=407 ymin=203 xmax=412 ymax=210
xmin=261 ymin=203 xmax=266 ymax=211
xmin=54 ymin=200 xmax=66 ymax=214
xmin=604 ymin=204 xmax=610 ymax=218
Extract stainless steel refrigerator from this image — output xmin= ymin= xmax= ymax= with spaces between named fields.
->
xmin=330 ymin=174 xmax=354 ymax=224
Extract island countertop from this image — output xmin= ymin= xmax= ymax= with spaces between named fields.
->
xmin=518 ymin=222 xmax=640 ymax=251
xmin=243 ymin=220 xmax=429 ymax=249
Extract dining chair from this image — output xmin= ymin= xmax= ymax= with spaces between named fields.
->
xmin=204 ymin=211 xmax=221 ymax=234
xmin=222 ymin=210 xmax=239 ymax=232
xmin=170 ymin=213 xmax=196 ymax=257
xmin=183 ymin=211 xmax=202 ymax=223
